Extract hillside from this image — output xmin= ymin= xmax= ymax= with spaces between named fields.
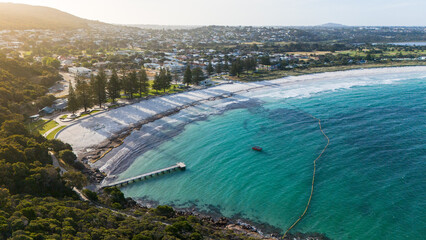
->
xmin=0 ymin=3 xmax=99 ymax=30
xmin=317 ymin=22 xmax=349 ymax=28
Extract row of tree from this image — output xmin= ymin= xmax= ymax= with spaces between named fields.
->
xmin=67 ymin=68 xmax=151 ymax=113
xmin=183 ymin=66 xmax=205 ymax=86
xmin=229 ymin=57 xmax=258 ymax=77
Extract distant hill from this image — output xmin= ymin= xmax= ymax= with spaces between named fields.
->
xmin=128 ymin=24 xmax=200 ymax=30
xmin=317 ymin=23 xmax=349 ymax=28
xmin=0 ymin=3 xmax=103 ymax=30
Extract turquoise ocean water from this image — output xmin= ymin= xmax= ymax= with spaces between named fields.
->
xmin=116 ymin=70 xmax=425 ymax=239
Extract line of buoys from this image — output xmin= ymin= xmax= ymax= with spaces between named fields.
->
xmin=282 ymin=103 xmax=330 ymax=239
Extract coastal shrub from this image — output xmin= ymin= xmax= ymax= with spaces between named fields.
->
xmin=102 ymin=187 xmax=126 ymax=207
xmin=72 ymin=160 xmax=85 ymax=170
xmin=82 ymin=189 xmax=98 ymax=202
xmin=189 ymin=232 xmax=203 ymax=240
xmin=62 ymin=171 xmax=87 ymax=190
xmin=111 ymin=202 xmax=123 ymax=209
xmin=154 ymin=205 xmax=175 ymax=218
xmin=166 ymin=221 xmax=194 ymax=238
xmin=20 ymin=207 xmax=36 ymax=220
xmin=1 ymin=120 xmax=29 ymax=137
xmin=132 ymin=234 xmax=152 ymax=240
xmin=48 ymin=139 xmax=72 ymax=152
xmin=172 ymin=221 xmax=193 ymax=232
xmin=59 ymin=149 xmax=76 ymax=165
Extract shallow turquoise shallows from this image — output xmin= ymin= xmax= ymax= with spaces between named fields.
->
xmin=118 ymin=71 xmax=426 ymax=239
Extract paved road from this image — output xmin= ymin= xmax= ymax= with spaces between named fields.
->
xmin=49 ymin=72 xmax=76 ymax=98
xmin=49 ymin=151 xmax=67 ymax=174
xmin=49 ymin=151 xmax=89 ymax=201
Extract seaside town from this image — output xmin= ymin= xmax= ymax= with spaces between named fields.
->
xmin=1 ymin=24 xmax=425 ymax=121
xmin=0 ymin=2 xmax=425 ymax=239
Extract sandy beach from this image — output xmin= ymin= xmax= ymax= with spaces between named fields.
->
xmin=57 ymin=66 xmax=426 ymax=166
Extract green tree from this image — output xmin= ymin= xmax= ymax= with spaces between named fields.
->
xmin=173 ymin=72 xmax=180 ymax=84
xmin=75 ymin=77 xmax=93 ymax=112
xmin=215 ymin=62 xmax=222 ymax=74
xmin=163 ymin=69 xmax=172 ymax=92
xmin=224 ymin=55 xmax=229 ymax=71
xmin=120 ymin=70 xmax=130 ymax=98
xmin=62 ymin=171 xmax=87 ymax=190
xmin=138 ymin=68 xmax=149 ymax=96
xmin=107 ymin=69 xmax=121 ymax=103
xmin=67 ymin=81 xmax=78 ymax=114
xmin=91 ymin=69 xmax=107 ymax=107
xmin=207 ymin=61 xmax=214 ymax=75
xmin=230 ymin=58 xmax=243 ymax=77
xmin=42 ymin=57 xmax=60 ymax=69
xmin=192 ymin=67 xmax=204 ymax=85
xmin=59 ymin=149 xmax=76 ymax=165
xmin=82 ymin=189 xmax=98 ymax=201
xmin=128 ymin=70 xmax=138 ymax=98
xmin=152 ymin=68 xmax=172 ymax=93
xmin=183 ymin=65 xmax=192 ymax=86
xmin=152 ymin=72 xmax=162 ymax=93
xmin=260 ymin=55 xmax=271 ymax=65
xmin=154 ymin=205 xmax=175 ymax=218
xmin=0 ymin=120 xmax=28 ymax=137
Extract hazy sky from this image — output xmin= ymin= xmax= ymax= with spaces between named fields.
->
xmin=2 ymin=0 xmax=426 ymax=26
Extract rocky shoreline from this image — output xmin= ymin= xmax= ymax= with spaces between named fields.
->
xmin=134 ymin=198 xmax=330 ymax=240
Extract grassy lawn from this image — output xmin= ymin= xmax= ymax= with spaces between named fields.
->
xmin=336 ymin=50 xmax=426 ymax=58
xmin=27 ymin=119 xmax=47 ymax=132
xmin=76 ymin=110 xmax=102 ymax=119
xmin=27 ymin=120 xmax=59 ymax=135
xmin=46 ymin=126 xmax=66 ymax=140
xmin=59 ymin=115 xmax=68 ymax=120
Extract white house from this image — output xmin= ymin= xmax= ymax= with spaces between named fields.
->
xmin=163 ymin=61 xmax=185 ymax=72
xmin=143 ymin=63 xmax=161 ymax=69
xmin=69 ymin=67 xmax=92 ymax=77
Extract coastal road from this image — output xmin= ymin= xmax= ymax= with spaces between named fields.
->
xmin=49 ymin=151 xmax=89 ymax=201
xmin=49 ymin=151 xmax=67 ymax=174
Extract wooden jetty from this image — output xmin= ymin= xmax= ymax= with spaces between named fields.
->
xmin=102 ymin=162 xmax=186 ymax=188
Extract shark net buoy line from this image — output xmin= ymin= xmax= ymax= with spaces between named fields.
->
xmin=282 ymin=103 xmax=330 ymax=239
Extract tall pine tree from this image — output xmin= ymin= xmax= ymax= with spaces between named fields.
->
xmin=192 ymin=67 xmax=204 ymax=85
xmin=163 ymin=69 xmax=172 ymax=92
xmin=92 ymin=69 xmax=107 ymax=108
xmin=67 ymin=81 xmax=78 ymax=114
xmin=152 ymin=72 xmax=161 ymax=93
xmin=76 ymin=77 xmax=92 ymax=112
xmin=128 ymin=70 xmax=138 ymax=98
xmin=215 ymin=62 xmax=222 ymax=74
xmin=107 ymin=69 xmax=121 ymax=103
xmin=207 ymin=61 xmax=214 ymax=76
xmin=183 ymin=65 xmax=192 ymax=86
xmin=138 ymin=68 xmax=149 ymax=97
xmin=224 ymin=55 xmax=229 ymax=71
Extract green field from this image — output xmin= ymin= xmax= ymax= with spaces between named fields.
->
xmin=27 ymin=119 xmax=59 ymax=135
xmin=337 ymin=49 xmax=426 ymax=57
xmin=46 ymin=126 xmax=66 ymax=140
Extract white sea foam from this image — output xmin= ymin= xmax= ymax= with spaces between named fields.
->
xmin=57 ymin=66 xmax=426 ymax=170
